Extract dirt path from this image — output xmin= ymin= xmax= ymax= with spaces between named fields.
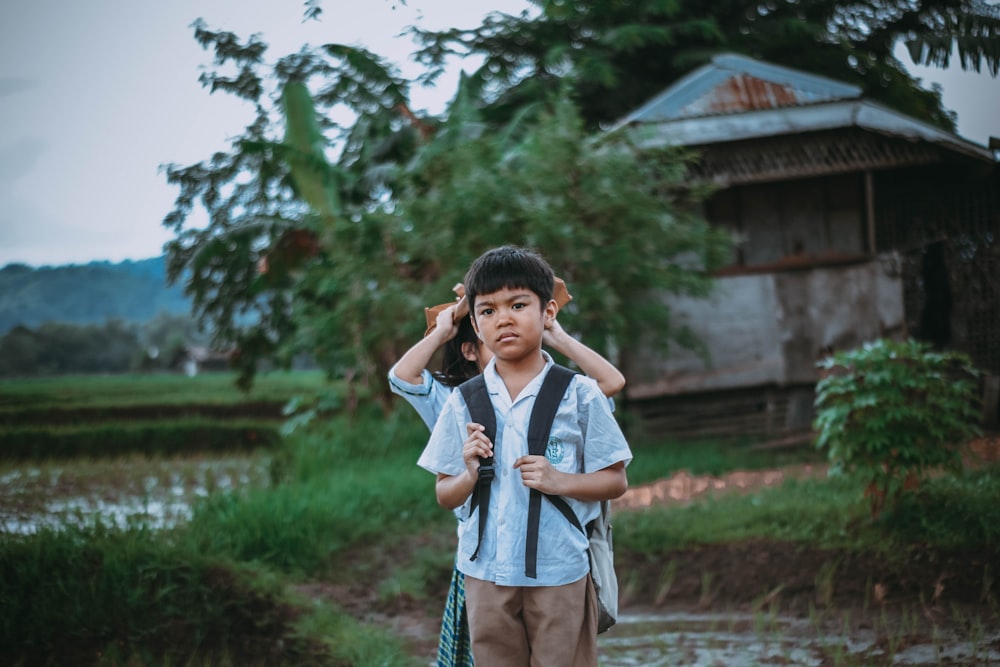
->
xmin=613 ymin=462 xmax=828 ymax=510
xmin=616 ymin=432 xmax=1000 ymax=511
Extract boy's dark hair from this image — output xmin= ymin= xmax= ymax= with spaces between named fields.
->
xmin=433 ymin=315 xmax=480 ymax=387
xmin=464 ymin=245 xmax=555 ymax=314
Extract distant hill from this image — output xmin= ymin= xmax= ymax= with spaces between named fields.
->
xmin=0 ymin=257 xmax=192 ymax=333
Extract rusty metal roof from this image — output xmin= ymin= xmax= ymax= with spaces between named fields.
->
xmin=609 ymin=53 xmax=995 ymax=164
xmin=616 ymin=53 xmax=862 ymax=125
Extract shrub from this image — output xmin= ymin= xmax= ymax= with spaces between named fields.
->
xmin=813 ymin=338 xmax=980 ymax=519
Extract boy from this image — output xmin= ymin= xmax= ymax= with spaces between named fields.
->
xmin=418 ymin=245 xmax=632 ymax=666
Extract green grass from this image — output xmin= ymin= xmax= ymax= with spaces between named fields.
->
xmin=617 ymin=473 xmax=873 ymax=552
xmin=0 ymin=419 xmax=281 ymax=461
xmin=0 ymin=399 xmax=443 ymax=666
xmin=625 ymin=435 xmax=825 ymax=486
xmin=0 ymin=370 xmax=327 ymax=411
xmin=618 ymin=463 xmax=1000 ymax=554
xmin=1 ymin=371 xmax=996 ymax=665
xmin=0 ymin=524 xmax=422 ymax=667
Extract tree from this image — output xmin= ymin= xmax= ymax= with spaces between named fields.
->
xmin=162 ymin=20 xmax=731 ymax=405
xmin=162 ymin=21 xmax=435 ymax=392
xmin=410 ymin=0 xmax=1000 ymax=132
xmin=0 ymin=321 xmax=142 ymax=376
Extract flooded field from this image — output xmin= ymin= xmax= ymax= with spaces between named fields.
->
xmin=0 ymin=456 xmax=270 ymax=533
xmin=600 ymin=610 xmax=1000 ymax=666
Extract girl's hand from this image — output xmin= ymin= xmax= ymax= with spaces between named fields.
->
xmin=434 ymin=304 xmax=461 ymax=342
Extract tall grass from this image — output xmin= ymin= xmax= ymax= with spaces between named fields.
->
xmin=0 ymin=523 xmax=425 ymax=666
xmin=180 ymin=406 xmax=447 ymax=575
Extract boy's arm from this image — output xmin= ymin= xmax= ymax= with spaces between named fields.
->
xmin=543 ymin=318 xmax=625 ymax=398
xmin=512 ymin=458 xmax=627 ymax=502
xmin=392 ymin=305 xmax=459 ymax=384
xmin=435 ymin=471 xmax=477 ymax=509
xmin=434 ymin=422 xmax=495 ymax=509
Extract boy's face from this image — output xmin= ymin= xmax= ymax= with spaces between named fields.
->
xmin=471 ymin=286 xmax=555 ymax=364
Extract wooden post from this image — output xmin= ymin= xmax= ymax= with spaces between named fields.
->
xmin=865 ymin=171 xmax=876 ymax=255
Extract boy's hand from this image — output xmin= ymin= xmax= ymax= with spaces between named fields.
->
xmin=513 ymin=455 xmax=565 ymax=495
xmin=464 ymin=422 xmax=493 ymax=478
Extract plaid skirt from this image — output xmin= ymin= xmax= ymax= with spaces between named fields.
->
xmin=437 ymin=567 xmax=474 ymax=667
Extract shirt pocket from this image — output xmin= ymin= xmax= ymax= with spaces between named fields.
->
xmin=542 ymin=428 xmax=582 ymax=474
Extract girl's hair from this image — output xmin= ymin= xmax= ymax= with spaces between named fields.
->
xmin=464 ymin=245 xmax=554 ymax=314
xmin=433 ymin=314 xmax=481 ymax=387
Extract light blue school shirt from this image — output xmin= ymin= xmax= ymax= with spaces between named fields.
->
xmin=388 ymin=364 xmax=453 ymax=431
xmin=417 ymin=353 xmax=632 ymax=587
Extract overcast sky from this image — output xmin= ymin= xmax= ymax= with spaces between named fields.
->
xmin=1 ymin=1 xmax=998 ymax=268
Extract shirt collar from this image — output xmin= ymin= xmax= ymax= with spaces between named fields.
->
xmin=482 ymin=351 xmax=554 ymax=404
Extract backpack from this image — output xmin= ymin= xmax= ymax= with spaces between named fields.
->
xmin=459 ymin=365 xmax=619 ymax=634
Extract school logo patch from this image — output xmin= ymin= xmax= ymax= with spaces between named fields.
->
xmin=545 ymin=437 xmax=565 ymax=464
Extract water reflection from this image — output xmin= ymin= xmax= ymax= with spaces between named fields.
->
xmin=599 ymin=611 xmax=1000 ymax=666
xmin=0 ymin=457 xmax=268 ymax=534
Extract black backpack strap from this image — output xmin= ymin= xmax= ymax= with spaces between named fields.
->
xmin=458 ymin=374 xmax=496 ymax=563
xmin=524 ymin=365 xmax=576 ymax=578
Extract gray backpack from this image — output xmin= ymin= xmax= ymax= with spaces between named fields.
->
xmin=459 ymin=365 xmax=619 ymax=633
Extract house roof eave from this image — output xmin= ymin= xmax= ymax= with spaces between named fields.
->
xmin=622 ymin=100 xmax=995 ymax=163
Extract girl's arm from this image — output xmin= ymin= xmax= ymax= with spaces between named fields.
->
xmin=391 ymin=305 xmax=459 ymax=384
xmin=543 ymin=318 xmax=625 ymax=398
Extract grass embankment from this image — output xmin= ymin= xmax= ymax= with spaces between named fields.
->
xmin=1 ymin=373 xmax=447 ymax=666
xmin=0 ymin=372 xmax=324 ymax=460
xmin=1 ymin=373 xmax=998 ymax=665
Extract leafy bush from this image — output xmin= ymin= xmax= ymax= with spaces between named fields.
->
xmin=886 ymin=463 xmax=1000 ymax=548
xmin=813 ymin=338 xmax=981 ymax=519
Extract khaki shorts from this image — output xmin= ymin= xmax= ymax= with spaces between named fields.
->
xmin=464 ymin=573 xmax=598 ymax=667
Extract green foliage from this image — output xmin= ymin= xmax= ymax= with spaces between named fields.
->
xmin=0 ymin=320 xmax=143 ymax=377
xmin=412 ymin=0 xmax=1000 ymax=131
xmin=884 ymin=463 xmax=1000 ymax=549
xmin=0 ymin=524 xmax=419 ymax=666
xmin=813 ymin=338 xmax=981 ymax=519
xmin=164 ymin=21 xmax=732 ymax=404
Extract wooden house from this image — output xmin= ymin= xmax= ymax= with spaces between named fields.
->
xmin=611 ymin=54 xmax=999 ymax=439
